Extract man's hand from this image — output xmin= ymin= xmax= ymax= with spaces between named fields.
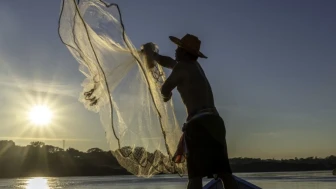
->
xmin=141 ymin=42 xmax=157 ymax=55
xmin=162 ymin=92 xmax=172 ymax=102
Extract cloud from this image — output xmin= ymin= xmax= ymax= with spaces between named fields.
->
xmin=0 ymin=3 xmax=20 ymax=44
xmin=251 ymin=132 xmax=280 ymax=137
xmin=0 ymin=136 xmax=99 ymax=142
xmin=0 ymin=75 xmax=79 ymax=98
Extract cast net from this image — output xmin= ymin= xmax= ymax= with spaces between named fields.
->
xmin=58 ymin=0 xmax=187 ymax=177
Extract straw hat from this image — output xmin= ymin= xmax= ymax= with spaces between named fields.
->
xmin=169 ymin=34 xmax=208 ymax=59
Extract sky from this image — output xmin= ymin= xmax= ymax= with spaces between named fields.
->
xmin=0 ymin=0 xmax=335 ymax=159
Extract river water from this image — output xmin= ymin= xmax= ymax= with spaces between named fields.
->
xmin=0 ymin=171 xmax=334 ymax=189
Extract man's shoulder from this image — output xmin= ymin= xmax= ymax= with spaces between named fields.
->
xmin=171 ymin=62 xmax=189 ymax=74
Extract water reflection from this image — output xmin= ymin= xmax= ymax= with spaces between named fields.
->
xmin=1 ymin=172 xmax=332 ymax=189
xmin=26 ymin=177 xmax=50 ymax=189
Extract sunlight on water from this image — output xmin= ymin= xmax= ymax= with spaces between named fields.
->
xmin=25 ymin=177 xmax=50 ymax=189
xmin=0 ymin=171 xmax=334 ymax=189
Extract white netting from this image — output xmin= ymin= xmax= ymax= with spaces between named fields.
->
xmin=58 ymin=0 xmax=187 ymax=177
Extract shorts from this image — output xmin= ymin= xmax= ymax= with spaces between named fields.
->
xmin=184 ymin=114 xmax=233 ymax=179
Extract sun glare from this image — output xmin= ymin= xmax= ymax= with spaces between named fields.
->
xmin=26 ymin=177 xmax=49 ymax=189
xmin=28 ymin=105 xmax=53 ymax=126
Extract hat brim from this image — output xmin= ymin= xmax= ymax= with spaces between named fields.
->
xmin=169 ymin=36 xmax=208 ymax=59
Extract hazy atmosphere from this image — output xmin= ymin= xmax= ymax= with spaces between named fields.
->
xmin=0 ymin=0 xmax=335 ymax=160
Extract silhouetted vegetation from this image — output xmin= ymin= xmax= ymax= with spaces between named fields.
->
xmin=0 ymin=140 xmax=335 ymax=178
xmin=230 ymin=156 xmax=336 ymax=173
xmin=0 ymin=140 xmax=130 ymax=178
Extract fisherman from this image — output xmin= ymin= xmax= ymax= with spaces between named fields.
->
xmin=146 ymin=34 xmax=239 ymax=189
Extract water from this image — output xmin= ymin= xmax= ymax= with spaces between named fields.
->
xmin=0 ymin=171 xmax=335 ymax=189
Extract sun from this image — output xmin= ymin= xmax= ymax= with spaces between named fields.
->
xmin=28 ymin=105 xmax=53 ymax=126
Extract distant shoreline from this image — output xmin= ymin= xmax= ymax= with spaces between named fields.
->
xmin=0 ymin=140 xmax=335 ymax=179
xmin=0 ymin=170 xmax=334 ymax=180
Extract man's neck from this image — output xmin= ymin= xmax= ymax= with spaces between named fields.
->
xmin=177 ymin=60 xmax=197 ymax=64
xmin=176 ymin=57 xmax=196 ymax=63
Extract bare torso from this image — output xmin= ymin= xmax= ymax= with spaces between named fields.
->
xmin=157 ymin=56 xmax=215 ymax=118
xmin=176 ymin=61 xmax=215 ymax=116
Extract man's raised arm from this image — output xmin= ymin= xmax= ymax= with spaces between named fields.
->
xmin=153 ymin=52 xmax=177 ymax=69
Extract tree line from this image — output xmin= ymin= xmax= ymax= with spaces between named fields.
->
xmin=230 ymin=156 xmax=336 ymax=173
xmin=0 ymin=140 xmax=335 ymax=178
xmin=0 ymin=140 xmax=129 ymax=178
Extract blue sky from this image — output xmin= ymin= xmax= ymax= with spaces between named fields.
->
xmin=0 ymin=0 xmax=335 ymax=159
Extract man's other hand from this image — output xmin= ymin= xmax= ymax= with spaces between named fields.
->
xmin=162 ymin=92 xmax=172 ymax=102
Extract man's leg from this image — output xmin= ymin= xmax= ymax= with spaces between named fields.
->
xmin=187 ymin=177 xmax=203 ymax=189
xmin=218 ymin=173 xmax=239 ymax=189
xmin=184 ymin=119 xmax=204 ymax=189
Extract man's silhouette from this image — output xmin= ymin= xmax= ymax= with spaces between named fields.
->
xmin=146 ymin=34 xmax=239 ymax=189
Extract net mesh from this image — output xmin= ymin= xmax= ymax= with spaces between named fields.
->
xmin=58 ymin=0 xmax=187 ymax=177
